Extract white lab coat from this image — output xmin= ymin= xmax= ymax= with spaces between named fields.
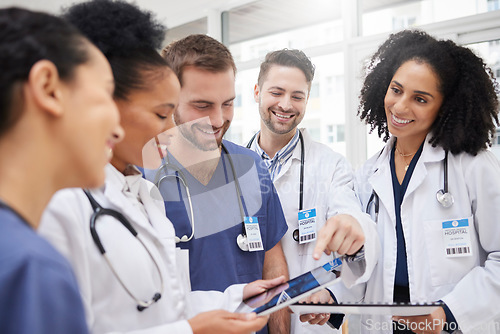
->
xmin=252 ymin=129 xmax=380 ymax=333
xmin=39 ymin=164 xmax=244 ymax=334
xmin=355 ymin=135 xmax=500 ymax=334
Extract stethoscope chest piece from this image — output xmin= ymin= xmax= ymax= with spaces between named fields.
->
xmin=237 ymin=233 xmax=249 ymax=251
xmin=436 ymin=189 xmax=454 ymax=208
xmin=436 ymin=150 xmax=454 ymax=208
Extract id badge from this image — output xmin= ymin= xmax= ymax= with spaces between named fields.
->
xmin=244 ymin=216 xmax=264 ymax=252
xmin=298 ymin=208 xmax=317 ymax=244
xmin=442 ymin=218 xmax=472 ymax=257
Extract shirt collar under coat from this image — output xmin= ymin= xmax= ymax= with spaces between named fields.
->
xmin=368 ymin=133 xmax=446 ymax=223
xmin=276 ymin=128 xmax=310 ymax=182
xmin=102 ymin=164 xmax=169 ymax=238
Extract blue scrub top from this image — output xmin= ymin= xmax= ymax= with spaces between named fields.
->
xmin=0 ymin=205 xmax=88 ymax=334
xmin=144 ymin=140 xmax=288 ymax=292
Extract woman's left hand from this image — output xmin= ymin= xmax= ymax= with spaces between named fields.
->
xmin=297 ymin=289 xmax=334 ymax=326
xmin=393 ymin=307 xmax=446 ymax=334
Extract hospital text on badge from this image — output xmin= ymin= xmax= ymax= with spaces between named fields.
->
xmin=441 ymin=218 xmax=472 ymax=257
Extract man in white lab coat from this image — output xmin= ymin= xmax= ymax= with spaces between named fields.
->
xmin=247 ymin=49 xmax=380 ymax=333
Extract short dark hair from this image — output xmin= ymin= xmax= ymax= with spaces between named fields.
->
xmin=161 ymin=34 xmax=236 ymax=86
xmin=63 ymin=0 xmax=170 ymax=100
xmin=358 ymin=29 xmax=499 ymax=155
xmin=0 ymin=7 xmax=90 ymax=138
xmin=258 ymin=49 xmax=315 ymax=89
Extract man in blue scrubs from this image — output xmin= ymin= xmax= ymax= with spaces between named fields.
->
xmin=152 ymin=34 xmax=289 ymax=333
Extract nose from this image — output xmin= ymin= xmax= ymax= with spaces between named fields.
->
xmin=393 ymin=95 xmax=410 ymax=114
xmin=112 ymin=124 xmax=125 ymax=144
xmin=278 ymin=95 xmax=293 ymax=111
xmin=209 ymin=106 xmax=224 ymax=129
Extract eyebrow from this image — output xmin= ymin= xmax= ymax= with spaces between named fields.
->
xmin=392 ymin=80 xmax=434 ymax=98
xmin=268 ymin=86 xmax=306 ymax=95
xmin=191 ymin=100 xmax=213 ymax=105
xmin=155 ymin=103 xmax=177 ymax=110
xmin=191 ymin=96 xmax=236 ymax=104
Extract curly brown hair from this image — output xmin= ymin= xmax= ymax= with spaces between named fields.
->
xmin=358 ymin=29 xmax=499 ymax=155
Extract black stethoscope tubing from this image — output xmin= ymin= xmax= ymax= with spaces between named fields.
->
xmin=154 ymin=151 xmax=195 ymax=243
xmin=155 ymin=140 xmax=249 ymax=250
xmin=220 ymin=143 xmax=249 ymax=244
xmin=247 ymin=131 xmax=305 ymax=242
xmin=84 ymin=189 xmax=163 ymax=311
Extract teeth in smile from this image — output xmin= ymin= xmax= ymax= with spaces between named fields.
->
xmin=201 ymin=129 xmax=217 ymax=134
xmin=274 ymin=112 xmax=292 ymax=119
xmin=392 ymin=114 xmax=412 ymax=124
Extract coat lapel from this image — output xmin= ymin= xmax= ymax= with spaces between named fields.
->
xmin=403 ymin=134 xmax=445 ymax=202
xmin=369 ymin=142 xmax=397 ymax=224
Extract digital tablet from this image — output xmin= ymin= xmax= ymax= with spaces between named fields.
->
xmin=289 ymin=302 xmax=444 ymax=316
xmin=235 ymin=257 xmax=344 ymax=316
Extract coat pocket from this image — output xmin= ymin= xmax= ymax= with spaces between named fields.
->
xmin=422 ymin=216 xmax=478 ymax=287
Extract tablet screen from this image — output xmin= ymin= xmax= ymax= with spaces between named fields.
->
xmin=236 ymin=257 xmax=343 ymax=316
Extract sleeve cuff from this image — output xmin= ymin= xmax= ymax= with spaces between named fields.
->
xmin=440 ymin=300 xmax=458 ymax=333
xmin=327 ymin=290 xmax=345 ymax=329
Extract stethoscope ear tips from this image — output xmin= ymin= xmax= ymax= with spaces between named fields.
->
xmin=436 ymin=189 xmax=454 ymax=208
xmin=237 ymin=233 xmax=249 ymax=251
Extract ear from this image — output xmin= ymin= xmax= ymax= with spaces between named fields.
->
xmin=253 ymin=83 xmax=260 ymax=103
xmin=27 ymin=60 xmax=65 ymax=117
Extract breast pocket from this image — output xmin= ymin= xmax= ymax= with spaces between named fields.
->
xmin=422 ymin=215 xmax=478 ymax=287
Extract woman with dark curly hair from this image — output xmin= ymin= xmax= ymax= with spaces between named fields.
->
xmin=38 ymin=1 xmax=279 ymax=333
xmin=355 ymin=29 xmax=500 ymax=334
xmin=0 ymin=6 xmax=123 ymax=334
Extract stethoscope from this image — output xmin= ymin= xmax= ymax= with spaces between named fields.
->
xmin=154 ymin=137 xmax=251 ymax=251
xmin=247 ymin=130 xmax=305 ymax=243
xmin=83 ymin=189 xmax=163 ymax=312
xmin=365 ymin=150 xmax=454 ymax=221
xmin=153 ymin=137 xmax=195 ymax=243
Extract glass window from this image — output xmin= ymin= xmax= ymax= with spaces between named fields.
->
xmin=489 ymin=0 xmax=500 ymax=11
xmin=231 ymin=68 xmax=260 ymax=145
xmin=164 ymin=18 xmax=207 ymax=45
xmin=362 ymin=0 xmax=498 ymax=36
xmin=310 ymin=82 xmax=320 ymax=99
xmin=467 ymin=39 xmax=500 ymax=160
xmin=337 ymin=124 xmax=345 ymax=142
xmin=226 ymin=0 xmax=343 ymax=53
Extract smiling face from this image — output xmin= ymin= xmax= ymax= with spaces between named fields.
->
xmin=384 ymin=60 xmax=444 ymax=147
xmin=173 ymin=66 xmax=235 ymax=151
xmin=61 ymin=44 xmax=123 ymax=187
xmin=111 ymin=68 xmax=180 ymax=172
xmin=254 ymin=65 xmax=309 ymax=136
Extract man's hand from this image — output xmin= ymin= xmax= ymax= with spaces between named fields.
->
xmin=188 ymin=310 xmax=269 ymax=334
xmin=242 ymin=276 xmax=287 ymax=300
xmin=393 ymin=307 xmax=446 ymax=334
xmin=313 ymin=214 xmax=365 ymax=260
xmin=297 ymin=289 xmax=334 ymax=326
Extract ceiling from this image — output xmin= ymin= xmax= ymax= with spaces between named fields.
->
xmin=0 ymin=0 xmax=421 ymax=45
xmin=165 ymin=0 xmax=420 ymax=44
